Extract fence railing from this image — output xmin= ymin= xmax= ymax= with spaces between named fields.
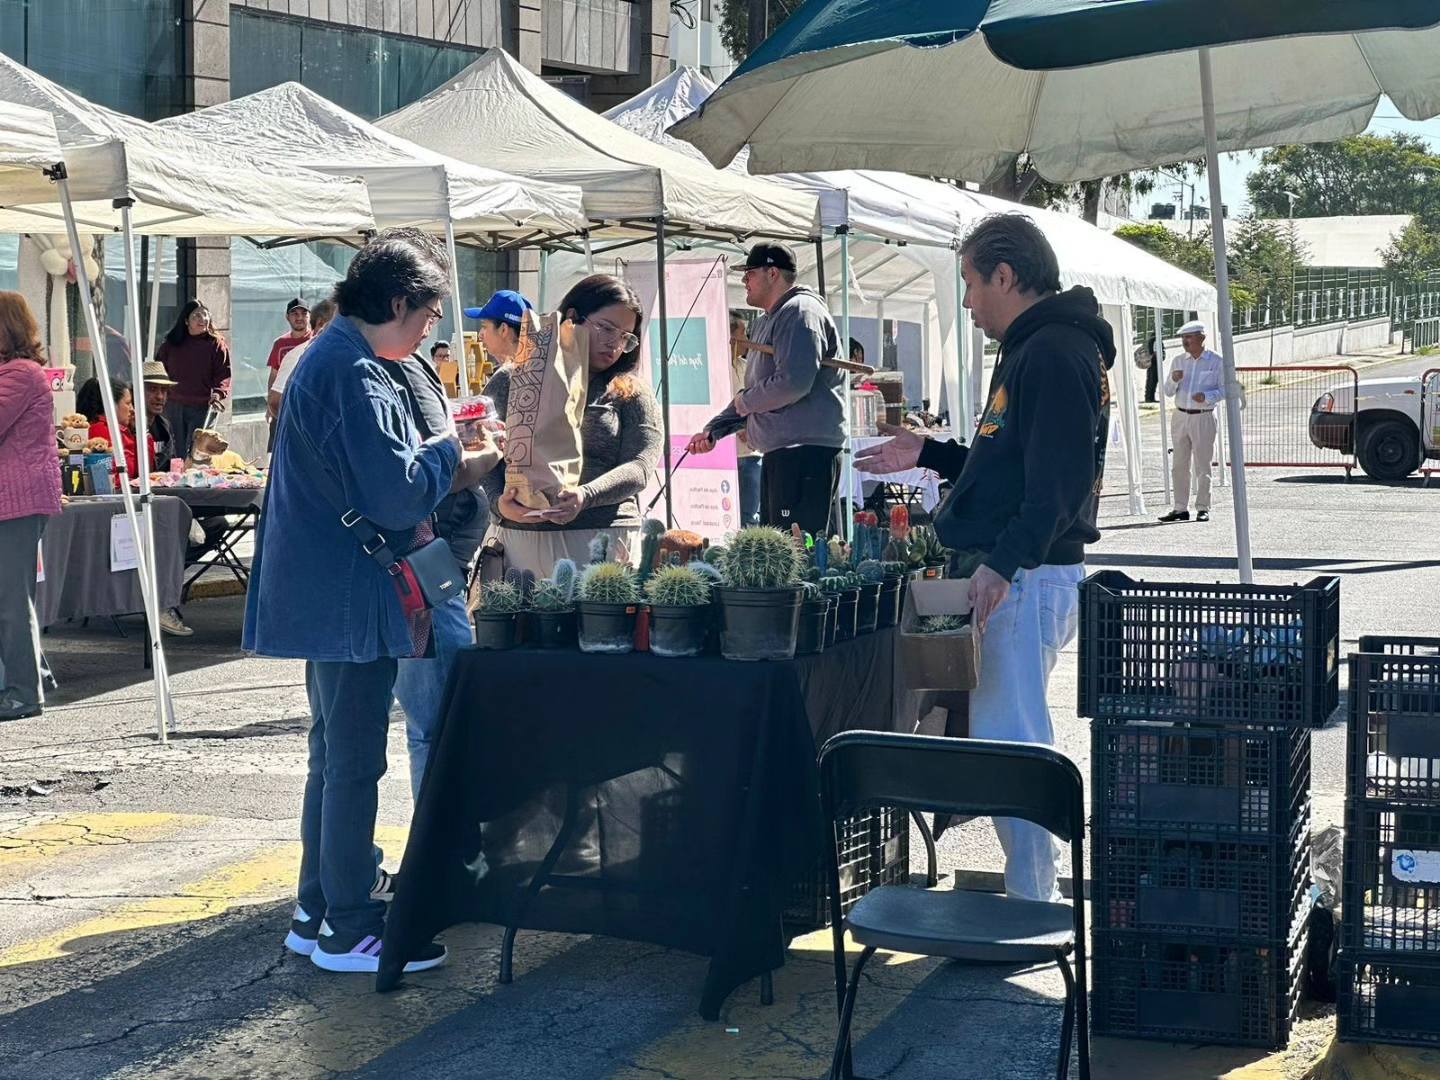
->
xmin=1228 ymin=365 xmax=1359 ymax=473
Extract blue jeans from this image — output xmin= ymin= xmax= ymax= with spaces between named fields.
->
xmin=737 ymin=456 xmax=762 ymax=527
xmin=298 ymin=656 xmax=397 ymax=936
xmin=966 ymin=563 xmax=1084 ymax=902
xmin=393 ymin=598 xmax=472 ymax=802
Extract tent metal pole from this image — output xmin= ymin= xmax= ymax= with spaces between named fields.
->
xmin=146 ymin=236 xmax=163 ymax=361
xmin=538 ymin=248 xmax=549 ymax=311
xmin=443 ymin=219 xmax=469 ymax=393
xmin=55 ymin=169 xmax=170 ymax=741
xmin=1116 ymin=305 xmax=1146 ymax=515
xmin=953 ymin=247 xmax=970 ymax=434
xmin=1199 ymin=48 xmax=1254 ymax=583
xmin=921 ymin=300 xmax=931 ymax=412
xmin=654 ymin=219 xmax=674 ymax=526
xmin=814 ymin=237 xmax=827 ymax=298
xmin=118 ymin=202 xmax=175 ymax=740
xmin=839 ymin=227 xmax=853 ymax=542
xmin=1154 ymin=308 xmax=1173 ymax=505
xmin=875 ymin=298 xmax=885 ymax=369
xmin=583 ymin=229 xmax=595 ymax=275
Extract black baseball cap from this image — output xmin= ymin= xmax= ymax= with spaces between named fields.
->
xmin=733 ymin=242 xmax=797 ymax=274
xmin=285 ymin=297 xmax=308 ymax=314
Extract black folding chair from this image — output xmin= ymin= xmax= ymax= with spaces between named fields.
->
xmin=819 ymin=732 xmax=1089 ymax=1080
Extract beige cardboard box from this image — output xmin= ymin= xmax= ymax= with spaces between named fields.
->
xmin=898 ymin=577 xmax=981 ymax=691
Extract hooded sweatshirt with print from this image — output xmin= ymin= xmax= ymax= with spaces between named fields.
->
xmin=917 ymin=286 xmax=1116 ymax=581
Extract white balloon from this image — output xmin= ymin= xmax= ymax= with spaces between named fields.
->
xmin=40 ymin=249 xmax=68 ymax=276
xmin=82 ymin=255 xmax=100 ymax=280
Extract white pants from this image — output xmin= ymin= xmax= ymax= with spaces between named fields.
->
xmin=967 ymin=563 xmax=1084 ymax=902
xmin=1171 ymin=409 xmax=1218 ymax=512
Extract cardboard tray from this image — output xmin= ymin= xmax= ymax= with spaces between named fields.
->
xmin=898 ymin=577 xmax=980 ymax=691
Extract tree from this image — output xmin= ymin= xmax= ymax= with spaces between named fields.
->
xmin=719 ymin=0 xmax=791 ymax=61
xmin=1227 ymin=217 xmax=1309 ymax=318
xmin=1382 ymin=217 xmax=1440 ymax=286
xmin=1113 ymin=222 xmax=1216 ymax=281
xmin=1246 ymin=134 xmax=1440 ymax=218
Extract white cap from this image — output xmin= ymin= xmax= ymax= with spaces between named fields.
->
xmin=1179 ymin=320 xmax=1207 ymax=336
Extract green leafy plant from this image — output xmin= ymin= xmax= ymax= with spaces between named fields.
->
xmin=644 ymin=565 xmax=712 ymax=607
xmin=579 ymin=561 xmax=639 ymax=604
xmin=722 ymin=526 xmax=804 ymax=589
xmin=478 ymin=580 xmax=526 ymax=614
xmin=917 ymin=614 xmax=969 ymax=634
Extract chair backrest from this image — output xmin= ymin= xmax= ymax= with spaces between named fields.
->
xmin=819 ymin=731 xmax=1085 ymax=843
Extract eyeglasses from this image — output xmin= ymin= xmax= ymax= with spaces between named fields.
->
xmin=420 ymin=302 xmax=444 ymax=326
xmin=589 ymin=316 xmax=639 ymax=352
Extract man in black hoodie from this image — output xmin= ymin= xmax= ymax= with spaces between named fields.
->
xmin=857 ymin=213 xmax=1115 ymax=901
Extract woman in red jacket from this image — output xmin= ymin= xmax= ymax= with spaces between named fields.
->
xmin=78 ymin=377 xmax=155 ymax=479
xmin=156 ymin=300 xmax=230 ymax=460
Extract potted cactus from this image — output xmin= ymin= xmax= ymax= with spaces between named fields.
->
xmin=878 ymin=560 xmax=907 ymax=627
xmin=854 ymin=560 xmax=886 ymax=635
xmin=577 ymin=561 xmax=641 ymax=654
xmin=795 ymin=580 xmax=829 ymax=656
xmin=473 ymin=580 xmax=525 ymax=650
xmin=528 ymin=558 xmax=578 ymax=649
xmin=821 ymin=571 xmax=861 ymax=642
xmin=716 ymin=526 xmax=805 ymax=661
xmin=644 ymin=564 xmax=713 ymax=658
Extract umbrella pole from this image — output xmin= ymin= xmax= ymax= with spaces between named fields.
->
xmin=1199 ymin=48 xmax=1254 ymax=583
xmin=1154 ymin=308 xmax=1173 ymax=506
xmin=839 ymin=227 xmax=853 ymax=542
xmin=654 ymin=219 xmax=674 ymax=527
xmin=443 ymin=219 xmax=468 ymax=394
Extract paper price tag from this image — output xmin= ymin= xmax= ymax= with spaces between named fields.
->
xmin=110 ymin=515 xmax=139 ymax=573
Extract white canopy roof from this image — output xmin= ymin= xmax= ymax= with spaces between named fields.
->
xmin=0 ymin=54 xmax=373 ymax=237
xmin=156 ymin=82 xmax=587 ymax=244
xmin=376 ymin=49 xmax=819 ymax=242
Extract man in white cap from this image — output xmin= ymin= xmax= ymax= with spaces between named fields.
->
xmin=1159 ymin=319 xmax=1225 ymax=523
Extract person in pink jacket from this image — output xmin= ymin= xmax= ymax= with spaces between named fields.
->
xmin=0 ymin=292 xmax=62 ymax=721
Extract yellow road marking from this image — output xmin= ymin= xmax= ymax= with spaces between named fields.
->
xmin=0 ymin=813 xmax=207 ymax=880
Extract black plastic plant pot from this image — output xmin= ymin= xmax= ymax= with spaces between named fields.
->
xmin=824 ymin=595 xmax=839 ymax=648
xmin=648 ymin=604 xmax=710 ymax=658
xmin=877 ymin=576 xmax=903 ymax=628
xmin=577 ymin=601 xmax=639 ymax=654
xmin=832 ymin=588 xmax=860 ymax=642
xmin=855 ymin=581 xmax=882 ymax=635
xmin=473 ymin=611 xmax=519 ymax=650
xmin=795 ymin=598 xmax=829 ymax=656
xmin=718 ymin=586 xmax=803 ymax=661
xmin=528 ymin=609 xmax=577 ymax=650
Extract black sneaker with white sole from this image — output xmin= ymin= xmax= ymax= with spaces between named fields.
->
xmin=371 ymin=868 xmax=396 ymax=903
xmin=284 ymin=904 xmax=320 ymax=956
xmin=310 ymin=920 xmax=446 ymax=973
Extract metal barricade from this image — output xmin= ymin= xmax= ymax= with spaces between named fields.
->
xmin=1424 ymin=368 xmax=1440 ymax=476
xmin=1231 ymin=365 xmax=1360 ymax=473
xmin=1412 ymin=316 xmax=1440 ymax=353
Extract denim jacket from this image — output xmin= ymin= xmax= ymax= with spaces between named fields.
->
xmin=243 ymin=316 xmax=460 ymax=663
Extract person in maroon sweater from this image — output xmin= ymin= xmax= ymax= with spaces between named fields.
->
xmin=156 ymin=300 xmax=231 ymax=461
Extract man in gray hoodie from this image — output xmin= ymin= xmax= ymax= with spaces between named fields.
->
xmin=688 ymin=243 xmax=846 ymax=536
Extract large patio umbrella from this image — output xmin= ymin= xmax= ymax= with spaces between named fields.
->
xmin=673 ymin=1 xmax=1440 ymax=581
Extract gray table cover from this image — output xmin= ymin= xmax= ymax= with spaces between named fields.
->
xmin=37 ymin=496 xmax=191 ymax=627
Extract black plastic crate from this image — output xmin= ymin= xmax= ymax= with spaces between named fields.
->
xmin=1093 ymin=720 xmax=1310 ymax=836
xmin=1338 ymin=950 xmax=1440 ymax=1047
xmin=1358 ymin=635 xmax=1440 ymax=657
xmin=1093 ymin=923 xmax=1306 ymax=1049
xmin=787 ymin=805 xmax=909 ymax=930
xmin=1079 ymin=572 xmax=1341 ymax=728
xmin=1342 ymin=800 xmax=1440 ymax=954
xmin=1347 ymin=651 xmax=1440 ymax=805
xmin=1094 ymin=819 xmax=1310 ymax=942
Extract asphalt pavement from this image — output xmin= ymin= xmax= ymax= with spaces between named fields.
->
xmin=1 ymin=348 xmax=1437 ymax=1079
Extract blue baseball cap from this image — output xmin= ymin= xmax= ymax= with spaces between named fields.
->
xmin=464 ymin=290 xmax=533 ymax=328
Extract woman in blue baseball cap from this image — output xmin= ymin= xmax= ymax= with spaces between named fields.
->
xmin=465 ymin=290 xmax=532 ymax=365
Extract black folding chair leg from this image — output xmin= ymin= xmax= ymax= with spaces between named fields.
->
xmin=1055 ymin=951 xmax=1076 ymax=1080
xmin=828 ymin=945 xmax=875 ymax=1080
xmin=910 ymin=811 xmax=938 ymax=887
xmin=760 ymin=970 xmax=774 ymax=1006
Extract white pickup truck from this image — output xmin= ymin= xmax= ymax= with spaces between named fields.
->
xmin=1310 ymin=370 xmax=1440 ymax=480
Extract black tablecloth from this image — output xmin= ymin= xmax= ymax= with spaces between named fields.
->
xmin=36 ymin=496 xmax=191 ymax=627
xmin=379 ymin=628 xmax=897 ymax=1017
xmin=152 ymin=485 xmax=265 ymax=511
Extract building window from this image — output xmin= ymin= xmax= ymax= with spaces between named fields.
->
xmin=0 ymin=0 xmax=185 ymax=120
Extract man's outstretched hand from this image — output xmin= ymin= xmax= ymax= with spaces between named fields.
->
xmin=686 ymin=431 xmax=716 ymax=455
xmin=853 ymin=422 xmax=925 ymax=475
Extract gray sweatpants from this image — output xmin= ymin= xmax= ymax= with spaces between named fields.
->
xmin=0 ymin=514 xmax=47 ymax=708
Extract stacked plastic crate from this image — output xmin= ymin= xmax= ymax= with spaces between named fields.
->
xmin=1338 ymin=636 xmax=1440 ymax=1047
xmin=1080 ymin=572 xmax=1342 ymax=1049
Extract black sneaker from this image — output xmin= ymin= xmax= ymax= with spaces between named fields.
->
xmin=1157 ymin=510 xmax=1191 ymax=523
xmin=284 ymin=904 xmax=320 ymax=956
xmin=370 ymin=868 xmax=396 ymax=903
xmin=1196 ymin=510 xmax=1211 ymax=522
xmin=310 ymin=920 xmax=446 ymax=973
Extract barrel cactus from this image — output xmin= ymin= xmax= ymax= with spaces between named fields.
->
xmin=530 ymin=559 xmax=577 ymax=613
xmin=856 ymin=559 xmax=886 ymax=584
xmin=478 ymin=580 xmax=526 ymax=614
xmin=579 ymin=561 xmax=639 ymax=604
xmin=644 ymin=565 xmax=712 ymax=607
xmin=722 ymin=526 xmax=804 ymax=589
xmin=686 ymin=559 xmax=723 ymax=585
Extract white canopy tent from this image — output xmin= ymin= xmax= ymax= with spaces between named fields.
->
xmin=156 ymin=82 xmax=590 ymax=366
xmin=0 ymin=63 xmax=378 ymax=743
xmin=605 ymin=67 xmax=1217 ymax=518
